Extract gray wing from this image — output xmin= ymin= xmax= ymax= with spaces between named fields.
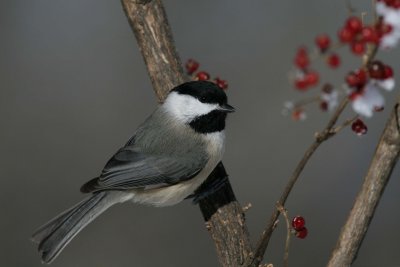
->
xmin=81 ymin=145 xmax=208 ymax=193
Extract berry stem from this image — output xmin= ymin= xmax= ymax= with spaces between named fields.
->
xmin=293 ymin=96 xmax=322 ymax=109
xmin=330 ymin=115 xmax=359 ymax=135
xmin=248 ymin=97 xmax=350 ymax=267
xmin=346 ymin=0 xmax=356 ymax=15
xmin=276 ymin=203 xmax=292 ymax=267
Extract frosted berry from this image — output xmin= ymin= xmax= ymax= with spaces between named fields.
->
xmin=352 ymin=119 xmax=368 ymax=136
xmin=315 ymin=34 xmax=331 ymax=51
xmin=214 ymin=77 xmax=228 ymax=90
xmin=195 ymin=71 xmax=210 ymax=81
xmin=368 ymin=60 xmax=385 ymax=79
xmin=351 ymin=41 xmax=366 ymax=55
xmin=346 ymin=16 xmax=363 ymax=33
xmin=338 ymin=27 xmax=354 ymax=43
xmin=305 ymin=71 xmax=319 ymax=86
xmin=185 ymin=59 xmax=199 ymax=75
xmin=327 ymin=53 xmax=340 ymax=68
xmin=295 ymin=227 xmax=308 ymax=239
xmin=292 ymin=216 xmax=306 ymax=230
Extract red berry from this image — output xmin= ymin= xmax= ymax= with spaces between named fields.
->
xmin=384 ymin=65 xmax=394 ymax=79
xmin=368 ymin=60 xmax=385 ymax=79
xmin=351 ymin=41 xmax=366 ymax=55
xmin=327 ymin=53 xmax=341 ymax=68
xmin=346 ymin=69 xmax=367 ymax=88
xmin=346 ymin=73 xmax=358 ymax=88
xmin=361 ymin=26 xmax=379 ymax=43
xmin=195 ymin=71 xmax=210 ymax=81
xmin=295 ymin=227 xmax=308 ymax=239
xmin=349 ymin=91 xmax=361 ymax=101
xmin=346 ymin=16 xmax=363 ymax=33
xmin=214 ymin=77 xmax=228 ymax=90
xmin=294 ymin=78 xmax=308 ymax=90
xmin=352 ymin=119 xmax=368 ymax=136
xmin=355 ymin=69 xmax=367 ymax=84
xmin=338 ymin=27 xmax=355 ymax=43
xmin=320 ymin=101 xmax=329 ymax=111
xmin=315 ymin=34 xmax=331 ymax=51
xmin=292 ymin=109 xmax=306 ymax=121
xmin=322 ymin=83 xmax=334 ymax=94
xmin=305 ymin=71 xmax=319 ymax=86
xmin=294 ymin=47 xmax=309 ymax=69
xmin=185 ymin=59 xmax=199 ymax=75
xmin=292 ymin=216 xmax=306 ymax=230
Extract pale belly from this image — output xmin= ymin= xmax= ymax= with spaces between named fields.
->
xmin=130 ymin=131 xmax=225 ymax=207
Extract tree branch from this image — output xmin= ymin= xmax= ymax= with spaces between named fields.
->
xmin=120 ymin=0 xmax=252 ymax=266
xmin=326 ymin=98 xmax=400 ymax=267
xmin=246 ymin=97 xmax=349 ymax=267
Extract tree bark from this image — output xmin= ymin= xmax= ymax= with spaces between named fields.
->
xmin=120 ymin=1 xmax=252 ymax=266
xmin=327 ymin=99 xmax=400 ymax=267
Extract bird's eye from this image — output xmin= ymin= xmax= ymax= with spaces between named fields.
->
xmin=200 ymin=96 xmax=206 ymax=102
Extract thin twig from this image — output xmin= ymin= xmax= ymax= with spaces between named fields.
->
xmin=276 ymin=203 xmax=291 ymax=267
xmin=327 ymin=99 xmax=400 ymax=266
xmin=247 ymin=42 xmax=378 ymax=266
xmin=246 ymin=97 xmax=349 ymax=267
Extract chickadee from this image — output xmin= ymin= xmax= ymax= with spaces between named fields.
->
xmin=32 ymin=80 xmax=235 ymax=263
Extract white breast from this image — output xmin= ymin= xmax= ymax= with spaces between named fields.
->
xmin=131 ymin=131 xmax=226 ymax=207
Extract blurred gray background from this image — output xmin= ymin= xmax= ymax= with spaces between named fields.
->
xmin=2 ymin=0 xmax=400 ymax=266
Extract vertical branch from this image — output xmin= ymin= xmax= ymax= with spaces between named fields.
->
xmin=121 ymin=0 xmax=185 ymax=101
xmin=120 ymin=1 xmax=252 ymax=266
xmin=327 ymin=99 xmax=400 ymax=267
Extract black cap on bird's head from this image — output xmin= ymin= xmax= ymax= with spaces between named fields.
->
xmin=164 ymin=81 xmax=235 ymax=134
xmin=172 ymin=81 xmax=235 ymax=113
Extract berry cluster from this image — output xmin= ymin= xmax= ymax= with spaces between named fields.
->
xmin=337 ymin=16 xmax=393 ymax=55
xmin=293 ymin=48 xmax=320 ymax=91
xmin=346 ymin=60 xmax=394 ymax=117
xmin=287 ymin=2 xmax=399 ymax=127
xmin=291 ymin=216 xmax=308 ymax=239
xmin=185 ymin=59 xmax=228 ymax=90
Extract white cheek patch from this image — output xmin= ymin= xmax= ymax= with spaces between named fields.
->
xmin=163 ymin=92 xmax=219 ymax=123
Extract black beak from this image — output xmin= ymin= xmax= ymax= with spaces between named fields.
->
xmin=219 ymin=103 xmax=235 ymax=113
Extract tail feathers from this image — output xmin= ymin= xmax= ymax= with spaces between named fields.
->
xmin=32 ymin=191 xmax=120 ymax=264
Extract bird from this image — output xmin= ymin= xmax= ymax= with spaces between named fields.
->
xmin=31 ymin=80 xmax=235 ymax=264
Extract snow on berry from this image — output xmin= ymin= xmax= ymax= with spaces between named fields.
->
xmin=351 ymin=82 xmax=385 ymax=117
xmin=376 ymin=1 xmax=400 ymax=49
xmin=321 ymin=86 xmax=339 ymax=111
